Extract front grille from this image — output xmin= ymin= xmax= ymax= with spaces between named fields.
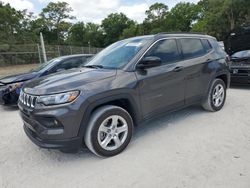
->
xmin=19 ymin=91 xmax=37 ymax=108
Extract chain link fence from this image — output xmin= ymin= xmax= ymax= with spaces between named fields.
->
xmin=0 ymin=44 xmax=103 ymax=66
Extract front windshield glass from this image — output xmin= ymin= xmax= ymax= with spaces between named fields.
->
xmin=86 ymin=36 xmax=153 ymax=69
xmin=31 ymin=58 xmax=61 ymax=72
xmin=231 ymin=50 xmax=250 ymax=59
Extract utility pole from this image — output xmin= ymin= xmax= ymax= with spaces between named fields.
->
xmin=40 ymin=32 xmax=47 ymax=63
xmin=88 ymin=41 xmax=91 ymax=54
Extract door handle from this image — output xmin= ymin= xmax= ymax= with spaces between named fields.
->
xmin=173 ymin=66 xmax=184 ymax=72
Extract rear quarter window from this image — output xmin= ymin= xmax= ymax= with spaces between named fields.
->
xmin=209 ymin=39 xmax=227 ymax=58
xmin=179 ymin=38 xmax=206 ymax=59
xmin=201 ymin=39 xmax=213 ymax=53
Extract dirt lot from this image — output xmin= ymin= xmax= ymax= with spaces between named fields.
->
xmin=0 ymin=64 xmax=37 ymax=78
xmin=0 ymin=87 xmax=250 ymax=188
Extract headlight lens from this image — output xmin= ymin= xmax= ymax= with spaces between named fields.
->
xmin=9 ymin=82 xmax=23 ymax=92
xmin=37 ymin=91 xmax=80 ymax=105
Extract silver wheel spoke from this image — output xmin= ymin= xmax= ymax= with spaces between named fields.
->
xmin=113 ymin=136 xmax=122 ymax=147
xmin=117 ymin=125 xmax=127 ymax=134
xmin=218 ymin=88 xmax=223 ymax=96
xmin=99 ymin=125 xmax=109 ymax=133
xmin=111 ymin=116 xmax=119 ymax=127
xmin=213 ymin=94 xmax=217 ymax=100
xmin=101 ymin=136 xmax=112 ymax=148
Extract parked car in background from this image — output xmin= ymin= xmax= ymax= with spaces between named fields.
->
xmin=230 ymin=50 xmax=250 ymax=84
xmin=18 ymin=33 xmax=230 ymax=157
xmin=225 ymin=25 xmax=250 ymax=85
xmin=218 ymin=41 xmax=225 ymax=50
xmin=0 ymin=54 xmax=93 ymax=105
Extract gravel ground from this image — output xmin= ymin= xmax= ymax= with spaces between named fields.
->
xmin=0 ymin=64 xmax=37 ymax=78
xmin=0 ymin=87 xmax=250 ymax=188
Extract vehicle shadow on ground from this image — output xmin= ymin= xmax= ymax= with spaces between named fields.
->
xmin=1 ymin=105 xmax=19 ymax=111
xmin=39 ymin=105 xmax=206 ymax=161
xmin=133 ymin=105 xmax=205 ymax=141
xmin=230 ymin=85 xmax=250 ymax=90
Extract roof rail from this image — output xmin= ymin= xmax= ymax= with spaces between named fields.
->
xmin=156 ymin=32 xmax=207 ymax=36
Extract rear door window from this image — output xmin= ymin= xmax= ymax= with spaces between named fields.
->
xmin=179 ymin=38 xmax=206 ymax=59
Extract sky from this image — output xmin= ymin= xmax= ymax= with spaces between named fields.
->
xmin=2 ymin=0 xmax=200 ymax=23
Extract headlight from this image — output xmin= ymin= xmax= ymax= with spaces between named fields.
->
xmin=9 ymin=82 xmax=23 ymax=92
xmin=37 ymin=91 xmax=80 ymax=106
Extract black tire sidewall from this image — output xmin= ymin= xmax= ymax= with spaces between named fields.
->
xmin=90 ymin=107 xmax=133 ymax=157
xmin=209 ymin=79 xmax=226 ymax=111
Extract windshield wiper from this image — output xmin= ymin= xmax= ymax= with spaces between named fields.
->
xmin=83 ymin=65 xmax=103 ymax=69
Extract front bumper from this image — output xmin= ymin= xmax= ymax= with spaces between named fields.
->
xmin=230 ymin=66 xmax=250 ymax=84
xmin=18 ymin=94 xmax=89 ymax=150
xmin=0 ymin=87 xmax=19 ymax=105
xmin=23 ymin=124 xmax=82 ymax=149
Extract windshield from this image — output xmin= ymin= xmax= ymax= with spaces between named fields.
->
xmin=231 ymin=50 xmax=250 ymax=59
xmin=31 ymin=58 xmax=62 ymax=72
xmin=86 ymin=36 xmax=153 ymax=69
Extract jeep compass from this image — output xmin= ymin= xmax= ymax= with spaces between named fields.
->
xmin=18 ymin=33 xmax=230 ymax=157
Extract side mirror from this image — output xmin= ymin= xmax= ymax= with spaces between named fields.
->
xmin=137 ymin=56 xmax=162 ymax=69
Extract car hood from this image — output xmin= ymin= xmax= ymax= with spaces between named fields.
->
xmin=226 ymin=26 xmax=250 ymax=55
xmin=0 ymin=72 xmax=38 ymax=85
xmin=23 ymin=68 xmax=117 ymax=95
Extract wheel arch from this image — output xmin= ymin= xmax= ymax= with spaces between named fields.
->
xmin=203 ymin=71 xmax=229 ymax=102
xmin=77 ymin=93 xmax=141 ymax=140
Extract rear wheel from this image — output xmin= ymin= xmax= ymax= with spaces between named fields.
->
xmin=202 ymin=78 xmax=226 ymax=112
xmin=84 ymin=105 xmax=133 ymax=157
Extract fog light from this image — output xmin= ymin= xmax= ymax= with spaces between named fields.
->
xmin=36 ymin=117 xmax=62 ymax=128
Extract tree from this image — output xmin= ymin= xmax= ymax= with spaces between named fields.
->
xmin=67 ymin=22 xmax=85 ymax=46
xmin=192 ymin=0 xmax=250 ymax=40
xmin=102 ymin=13 xmax=134 ymax=45
xmin=145 ymin=3 xmax=168 ymax=22
xmin=121 ymin=23 xmax=144 ymax=39
xmin=168 ymin=2 xmax=201 ymax=32
xmin=0 ymin=2 xmax=23 ymax=44
xmin=67 ymin=22 xmax=104 ymax=47
xmin=84 ymin=23 xmax=104 ymax=47
xmin=40 ymin=1 xmax=75 ymax=44
xmin=143 ymin=3 xmax=169 ymax=34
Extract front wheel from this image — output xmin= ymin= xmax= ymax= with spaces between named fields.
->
xmin=84 ymin=105 xmax=133 ymax=157
xmin=202 ymin=78 xmax=226 ymax=112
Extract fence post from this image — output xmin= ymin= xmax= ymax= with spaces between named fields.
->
xmin=37 ymin=44 xmax=42 ymax=64
xmin=57 ymin=45 xmax=60 ymax=56
xmin=40 ymin=32 xmax=47 ymax=63
xmin=88 ymin=41 xmax=91 ymax=54
xmin=70 ymin=46 xmax=72 ymax=54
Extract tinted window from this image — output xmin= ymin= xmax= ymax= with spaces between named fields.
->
xmin=144 ymin=39 xmax=181 ymax=64
xmin=210 ymin=39 xmax=227 ymax=58
xmin=54 ymin=58 xmax=83 ymax=72
xmin=201 ymin=39 xmax=213 ymax=53
xmin=180 ymin=38 xmax=205 ymax=59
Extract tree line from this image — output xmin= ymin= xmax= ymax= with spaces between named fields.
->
xmin=0 ymin=0 xmax=249 ymax=48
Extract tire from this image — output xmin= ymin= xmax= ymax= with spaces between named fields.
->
xmin=84 ymin=105 xmax=133 ymax=157
xmin=202 ymin=78 xmax=226 ymax=112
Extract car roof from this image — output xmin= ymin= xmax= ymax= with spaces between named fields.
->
xmin=127 ymin=32 xmax=216 ymax=42
xmin=58 ymin=54 xmax=94 ymax=60
xmin=154 ymin=32 xmax=216 ymax=40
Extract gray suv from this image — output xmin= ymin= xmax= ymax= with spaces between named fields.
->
xmin=18 ymin=33 xmax=230 ymax=157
